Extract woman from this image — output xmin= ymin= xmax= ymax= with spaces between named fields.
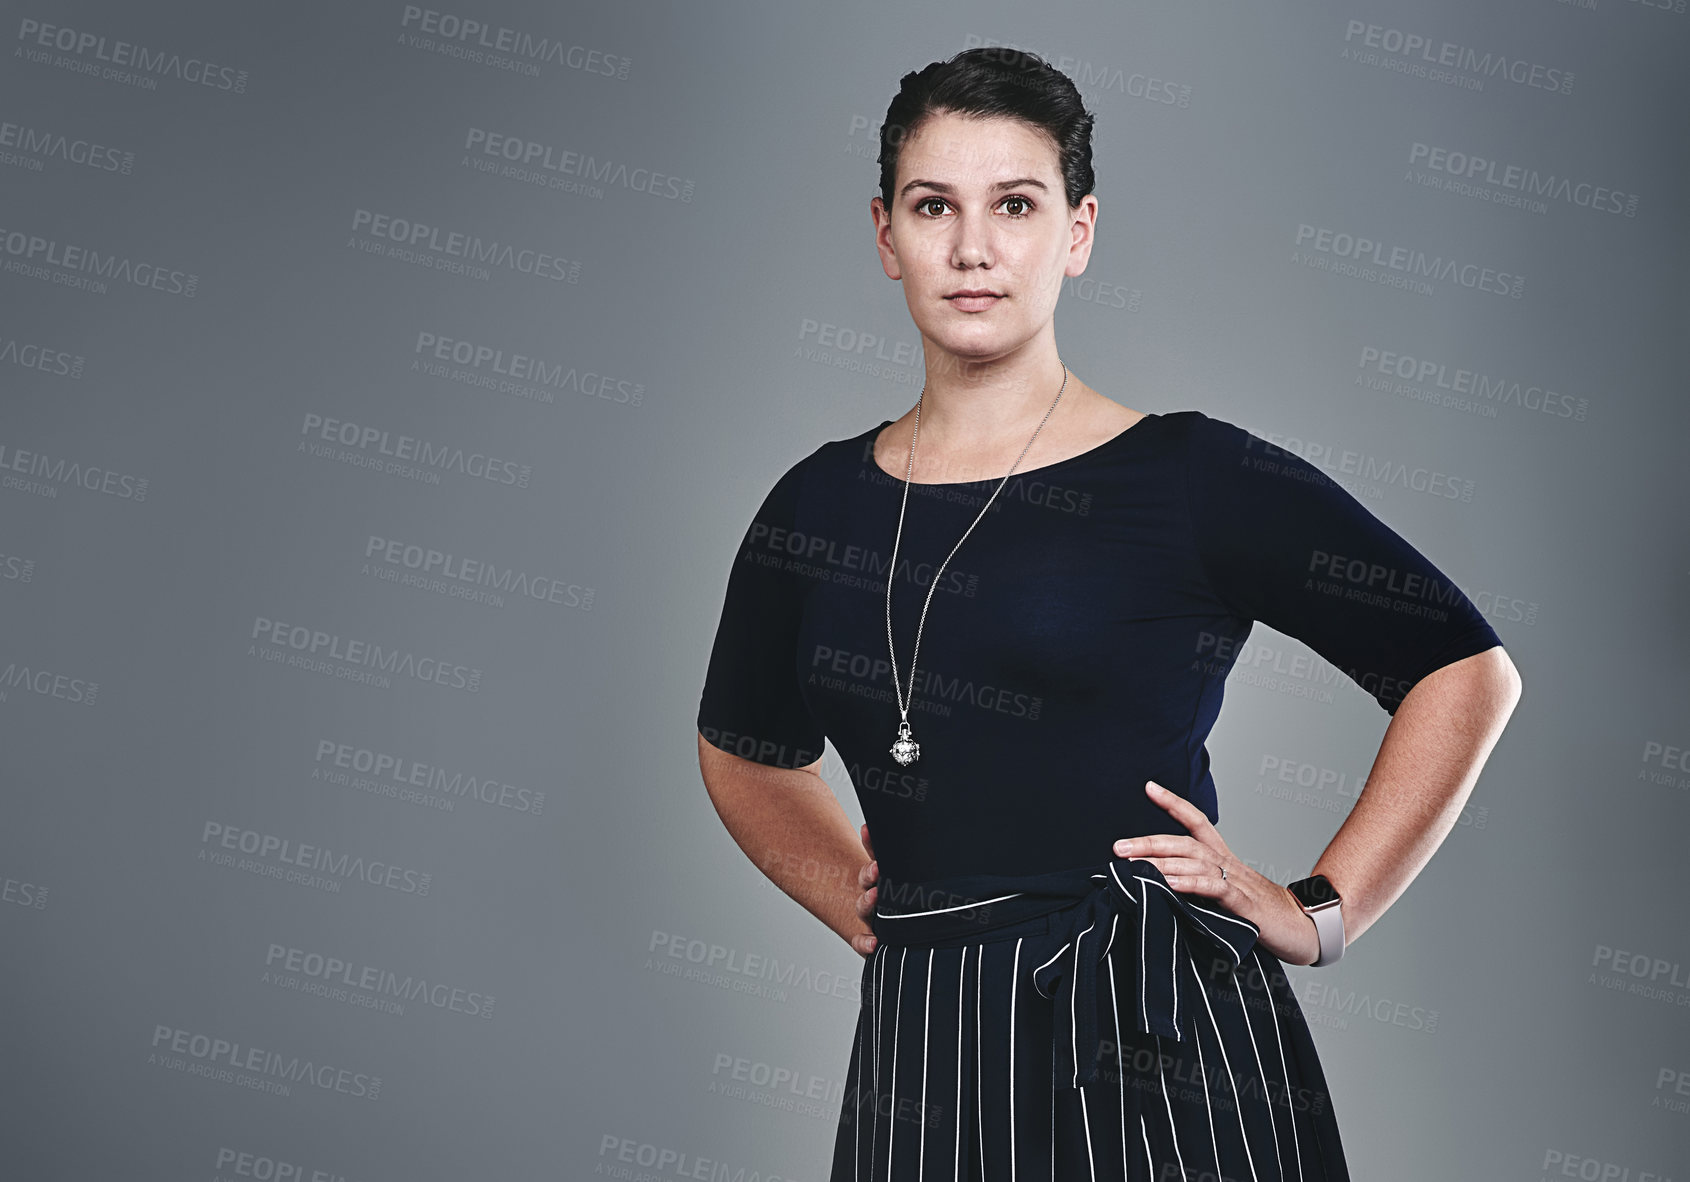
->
xmin=696 ymin=47 xmax=1521 ymax=1181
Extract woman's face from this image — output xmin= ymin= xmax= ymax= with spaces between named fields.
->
xmin=872 ymin=109 xmax=1096 ymax=365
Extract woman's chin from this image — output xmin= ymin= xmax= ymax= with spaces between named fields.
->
xmin=920 ymin=327 xmax=1030 ymax=363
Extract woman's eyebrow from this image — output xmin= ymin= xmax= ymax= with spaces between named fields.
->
xmin=898 ymin=176 xmax=1051 ymax=199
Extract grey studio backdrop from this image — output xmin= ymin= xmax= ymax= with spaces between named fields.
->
xmin=1 ymin=2 xmax=1686 ymax=1180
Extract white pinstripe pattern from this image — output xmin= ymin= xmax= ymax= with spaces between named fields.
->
xmin=954 ymin=949 xmax=965 ymax=1181
xmin=1255 ymin=948 xmax=1306 ymax=1182
xmin=844 ymin=909 xmax=1325 ymax=1178
xmin=1121 ymin=868 xmax=1183 ymax=1041
xmin=1230 ymin=951 xmax=1285 ymax=1181
xmin=920 ymin=949 xmax=934 ymax=1179
xmin=871 ymin=944 xmax=887 ymax=1179
xmin=1081 ymin=1028 xmax=1095 ymax=1176
xmin=976 ymin=944 xmax=984 ymax=1182
xmin=1141 ymin=874 xmax=1252 ymax=964
xmin=1029 ymin=915 xmax=1099 ymax=1089
xmin=1166 ymin=895 xmax=1179 ymax=1037
xmin=857 ymin=952 xmax=868 ymax=1182
xmin=1100 ymin=865 xmax=1166 ymax=1044
xmin=1187 ymin=978 xmax=1224 ymax=1177
xmin=1108 ymin=954 xmax=1127 ymax=1181
xmin=1138 ymin=884 xmax=1154 ymax=1039
xmin=1154 ymin=1033 xmax=1191 ymax=1180
xmin=1187 ymin=948 xmax=1261 ymax=1182
xmin=1009 ymin=937 xmax=1021 ymax=1182
xmin=888 ymin=947 xmax=906 ymax=1179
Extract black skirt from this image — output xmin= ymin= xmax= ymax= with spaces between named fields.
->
xmin=829 ymin=857 xmax=1351 ymax=1181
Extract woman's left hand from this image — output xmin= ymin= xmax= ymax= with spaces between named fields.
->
xmin=1114 ymin=780 xmax=1322 ymax=967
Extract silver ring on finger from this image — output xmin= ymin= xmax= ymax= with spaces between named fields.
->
xmin=1218 ymin=863 xmax=1227 ymax=881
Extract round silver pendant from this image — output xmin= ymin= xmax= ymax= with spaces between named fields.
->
xmin=889 ymin=720 xmax=920 ymax=766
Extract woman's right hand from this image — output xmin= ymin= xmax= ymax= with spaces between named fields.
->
xmin=849 ymin=822 xmax=879 ymax=959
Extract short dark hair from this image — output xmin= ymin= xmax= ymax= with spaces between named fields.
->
xmin=877 ymin=46 xmax=1097 ymax=215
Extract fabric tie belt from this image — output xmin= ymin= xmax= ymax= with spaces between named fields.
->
xmin=871 ymin=857 xmax=1261 ymax=1089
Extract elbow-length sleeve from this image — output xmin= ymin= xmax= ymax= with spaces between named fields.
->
xmin=1182 ymin=412 xmax=1504 ymax=715
xmin=696 ymin=458 xmax=828 ymax=769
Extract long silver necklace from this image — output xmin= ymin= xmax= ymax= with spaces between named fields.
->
xmin=885 ymin=359 xmax=1069 ymax=766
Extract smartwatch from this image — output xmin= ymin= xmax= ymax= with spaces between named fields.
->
xmin=1285 ymin=874 xmax=1345 ymax=967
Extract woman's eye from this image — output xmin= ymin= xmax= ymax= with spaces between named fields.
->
xmin=1003 ymin=196 xmax=1030 ymax=217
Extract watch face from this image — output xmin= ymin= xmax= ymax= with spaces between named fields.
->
xmin=1289 ymin=875 xmax=1339 ymax=909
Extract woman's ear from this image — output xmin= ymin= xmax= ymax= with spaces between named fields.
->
xmin=871 ymin=196 xmax=903 ymax=281
xmin=1065 ymin=194 xmax=1099 ymax=277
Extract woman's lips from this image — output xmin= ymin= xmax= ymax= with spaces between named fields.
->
xmin=946 ymin=294 xmax=1003 ymax=312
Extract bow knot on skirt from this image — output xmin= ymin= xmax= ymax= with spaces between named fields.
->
xmin=872 ymin=856 xmax=1261 ymax=1090
xmin=838 ymin=856 xmax=1348 ymax=1178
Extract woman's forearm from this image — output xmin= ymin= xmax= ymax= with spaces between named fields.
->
xmin=697 ymin=734 xmax=871 ymax=948
xmin=1307 ymin=645 xmax=1522 ymax=946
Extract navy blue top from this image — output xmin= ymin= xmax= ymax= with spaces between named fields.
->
xmin=697 ymin=410 xmax=1505 ymax=883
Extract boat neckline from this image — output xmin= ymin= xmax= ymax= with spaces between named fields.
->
xmin=867 ymin=412 xmax=1162 ymax=487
